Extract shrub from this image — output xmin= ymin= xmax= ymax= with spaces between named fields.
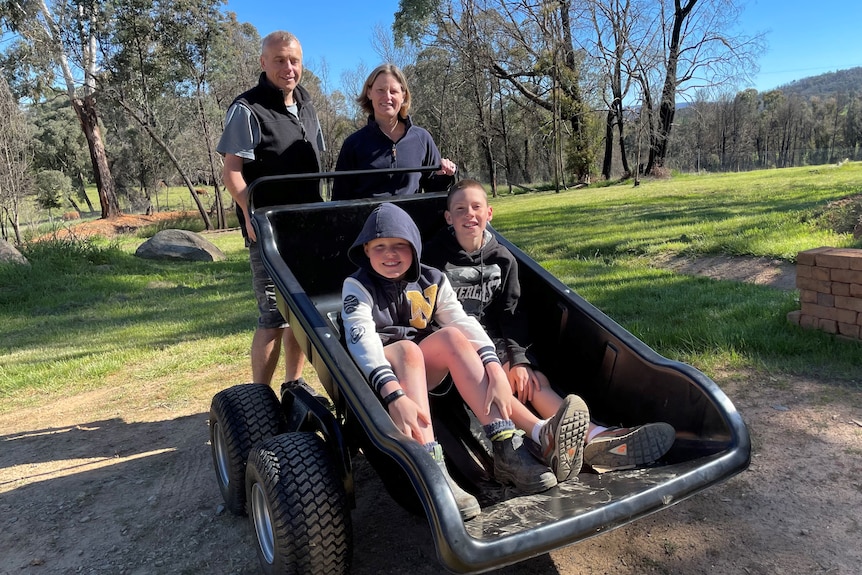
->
xmin=813 ymin=194 xmax=862 ymax=237
xmin=20 ymin=234 xmax=123 ymax=270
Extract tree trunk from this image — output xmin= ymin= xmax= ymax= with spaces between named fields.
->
xmin=76 ymin=171 xmax=95 ymax=213
xmin=647 ymin=0 xmax=698 ymax=173
xmin=602 ymin=109 xmax=615 ymax=179
xmin=196 ymin=85 xmax=226 ymax=228
xmin=496 ymin=79 xmax=513 ymax=194
xmin=614 ymin=98 xmax=631 ymax=178
xmin=72 ymin=96 xmax=121 ymax=219
xmin=67 ymin=196 xmax=82 ymax=214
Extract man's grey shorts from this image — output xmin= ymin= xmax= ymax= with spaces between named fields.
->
xmin=249 ymin=241 xmax=289 ymax=330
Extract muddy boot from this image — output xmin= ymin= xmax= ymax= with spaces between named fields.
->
xmin=430 ymin=443 xmax=481 ymax=520
xmin=538 ymin=394 xmax=590 ymax=482
xmin=492 ymin=432 xmax=557 ymax=493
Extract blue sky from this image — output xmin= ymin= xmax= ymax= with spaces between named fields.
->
xmin=223 ymin=0 xmax=862 ymax=93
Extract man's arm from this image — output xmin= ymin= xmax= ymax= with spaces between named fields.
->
xmin=222 ymin=154 xmax=256 ymax=242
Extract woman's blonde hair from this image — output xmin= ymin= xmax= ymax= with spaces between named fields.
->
xmin=356 ymin=63 xmax=411 ymax=119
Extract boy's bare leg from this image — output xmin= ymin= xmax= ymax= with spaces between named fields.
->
xmin=520 ymin=371 xmax=563 ymax=419
xmin=420 ymin=327 xmax=507 ymax=425
xmin=383 ymin=341 xmax=434 ymax=444
xmin=386 ymin=339 xmax=479 ymax=519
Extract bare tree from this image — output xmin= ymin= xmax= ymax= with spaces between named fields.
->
xmin=587 ymin=0 xmax=643 ymax=179
xmin=0 ymin=72 xmax=32 ymax=243
xmin=644 ymin=0 xmax=763 ymax=173
xmin=395 ymin=0 xmax=594 ymax=183
xmin=0 ymin=75 xmax=31 ymax=244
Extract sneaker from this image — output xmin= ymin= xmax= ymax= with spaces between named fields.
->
xmin=538 ymin=394 xmax=590 ymax=482
xmin=430 ymin=444 xmax=481 ymax=520
xmin=493 ymin=432 xmax=558 ymax=493
xmin=583 ymin=422 xmax=676 ymax=472
xmin=281 ymin=378 xmax=332 ymax=408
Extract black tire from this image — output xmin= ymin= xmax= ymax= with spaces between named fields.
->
xmin=209 ymin=383 xmax=283 ymax=515
xmin=246 ymin=433 xmax=353 ymax=575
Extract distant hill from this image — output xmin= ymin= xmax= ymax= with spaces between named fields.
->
xmin=776 ymin=67 xmax=862 ymax=98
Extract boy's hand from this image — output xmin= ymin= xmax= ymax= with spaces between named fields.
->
xmin=483 ymin=362 xmax=514 ymax=420
xmin=388 ymin=395 xmax=431 ymax=443
xmin=509 ymin=364 xmax=541 ymax=402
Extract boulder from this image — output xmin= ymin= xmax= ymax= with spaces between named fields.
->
xmin=0 ymin=238 xmax=29 ymax=266
xmin=135 ymin=229 xmax=225 ymax=262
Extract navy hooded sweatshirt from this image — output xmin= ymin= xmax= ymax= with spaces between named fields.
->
xmin=341 ymin=202 xmax=499 ymax=395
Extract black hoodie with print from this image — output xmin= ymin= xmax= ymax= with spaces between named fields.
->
xmin=423 ymin=226 xmax=532 ymax=368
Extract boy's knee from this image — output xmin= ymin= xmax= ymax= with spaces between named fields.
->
xmin=387 ymin=339 xmax=423 ymax=363
xmin=436 ymin=325 xmax=469 ymax=345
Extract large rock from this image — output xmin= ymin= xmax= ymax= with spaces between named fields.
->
xmin=135 ymin=229 xmax=225 ymax=262
xmin=0 ymin=238 xmax=29 ymax=266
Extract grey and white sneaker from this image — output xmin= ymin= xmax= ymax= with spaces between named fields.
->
xmin=584 ymin=422 xmax=675 ymax=472
xmin=537 ymin=394 xmax=590 ymax=482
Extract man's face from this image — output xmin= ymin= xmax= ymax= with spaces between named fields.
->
xmin=364 ymin=237 xmax=413 ymax=280
xmin=260 ymin=40 xmax=303 ymax=97
xmin=367 ymin=72 xmax=404 ymax=122
xmin=445 ymin=186 xmax=493 ymax=248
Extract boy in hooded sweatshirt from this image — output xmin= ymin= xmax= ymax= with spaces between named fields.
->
xmin=423 ymin=180 xmax=676 ymax=475
xmin=342 ymin=202 xmax=589 ymax=520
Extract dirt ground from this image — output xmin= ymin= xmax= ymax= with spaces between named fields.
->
xmin=3 ymin=215 xmax=861 ymax=575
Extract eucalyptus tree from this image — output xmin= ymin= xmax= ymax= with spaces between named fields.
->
xmin=100 ymin=0 xmax=224 ymax=229
xmin=418 ymin=9 xmax=507 ymax=193
xmin=154 ymin=0 xmax=231 ymax=227
xmin=0 ymin=0 xmax=121 ymax=218
xmin=0 ymin=71 xmax=32 ymax=243
xmin=585 ymin=0 xmax=645 ymax=179
xmin=843 ymin=95 xmax=862 ymax=160
xmin=304 ymin=60 xmax=354 ymax=174
xmin=394 ymin=0 xmax=595 ymax=185
xmin=208 ymin=13 xmax=259 ymax=113
xmin=29 ymin=97 xmax=95 ymax=212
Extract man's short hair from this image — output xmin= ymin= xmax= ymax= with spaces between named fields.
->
xmin=261 ymin=31 xmax=300 ymax=54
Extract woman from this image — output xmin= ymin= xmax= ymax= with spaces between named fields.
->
xmin=331 ymin=63 xmax=457 ymax=200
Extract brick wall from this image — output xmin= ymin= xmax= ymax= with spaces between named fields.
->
xmin=787 ymin=247 xmax=862 ymax=340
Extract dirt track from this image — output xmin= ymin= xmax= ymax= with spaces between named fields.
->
xmin=1 ymin=369 xmax=860 ymax=575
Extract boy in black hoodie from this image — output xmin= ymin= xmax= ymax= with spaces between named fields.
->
xmin=423 ymin=180 xmax=676 ymax=475
xmin=342 ymin=202 xmax=589 ymax=520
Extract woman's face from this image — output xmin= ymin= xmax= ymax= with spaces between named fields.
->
xmin=367 ymin=72 xmax=404 ymax=122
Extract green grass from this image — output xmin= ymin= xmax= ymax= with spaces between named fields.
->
xmin=492 ymin=163 xmax=861 ymax=261
xmin=0 ymin=230 xmax=255 ymax=411
xmin=488 ymin=163 xmax=862 ymax=383
xmin=2 ymin=164 xmax=861 ymax=413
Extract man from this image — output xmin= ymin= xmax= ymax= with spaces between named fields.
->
xmin=217 ymin=31 xmax=327 ymax=401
